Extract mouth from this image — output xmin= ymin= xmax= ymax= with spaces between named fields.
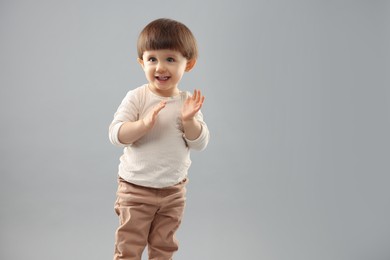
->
xmin=155 ymin=75 xmax=170 ymax=81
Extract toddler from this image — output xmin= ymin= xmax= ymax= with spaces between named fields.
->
xmin=109 ymin=18 xmax=210 ymax=260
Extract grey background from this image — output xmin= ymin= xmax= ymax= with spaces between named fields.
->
xmin=1 ymin=0 xmax=389 ymax=259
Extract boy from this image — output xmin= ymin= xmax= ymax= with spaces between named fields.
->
xmin=109 ymin=18 xmax=210 ymax=260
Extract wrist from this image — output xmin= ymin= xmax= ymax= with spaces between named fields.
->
xmin=141 ymin=118 xmax=152 ymax=130
xmin=182 ymin=117 xmax=196 ymax=125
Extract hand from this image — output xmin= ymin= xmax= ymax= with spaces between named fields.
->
xmin=142 ymin=101 xmax=166 ymax=129
xmin=182 ymin=89 xmax=205 ymax=122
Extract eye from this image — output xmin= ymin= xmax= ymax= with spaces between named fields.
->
xmin=167 ymin=57 xmax=175 ymax=62
xmin=148 ymin=57 xmax=157 ymax=62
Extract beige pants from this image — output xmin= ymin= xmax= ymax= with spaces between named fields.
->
xmin=114 ymin=177 xmax=187 ymax=260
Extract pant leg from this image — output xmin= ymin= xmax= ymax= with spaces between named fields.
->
xmin=114 ymin=179 xmax=159 ymax=260
xmin=148 ymin=179 xmax=188 ymax=260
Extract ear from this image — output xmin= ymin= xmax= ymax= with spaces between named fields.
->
xmin=185 ymin=59 xmax=196 ymax=72
xmin=137 ymin=58 xmax=145 ymax=69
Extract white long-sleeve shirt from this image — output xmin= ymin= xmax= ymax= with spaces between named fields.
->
xmin=109 ymin=84 xmax=209 ymax=188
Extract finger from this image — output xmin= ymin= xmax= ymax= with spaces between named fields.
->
xmin=195 ymin=90 xmax=201 ymax=102
xmin=154 ymin=101 xmax=166 ymax=113
xmin=192 ymin=89 xmax=198 ymax=101
xmin=194 ymin=89 xmax=201 ymax=102
xmin=198 ymin=96 xmax=205 ymax=109
xmin=200 ymin=95 xmax=205 ymax=105
xmin=198 ymin=90 xmax=203 ymax=103
xmin=195 ymin=90 xmax=203 ymax=104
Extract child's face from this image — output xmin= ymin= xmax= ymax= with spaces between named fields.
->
xmin=138 ymin=49 xmax=195 ymax=97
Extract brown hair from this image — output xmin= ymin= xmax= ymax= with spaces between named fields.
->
xmin=137 ymin=18 xmax=198 ymax=60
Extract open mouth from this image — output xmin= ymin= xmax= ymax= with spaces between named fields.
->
xmin=155 ymin=76 xmax=170 ymax=81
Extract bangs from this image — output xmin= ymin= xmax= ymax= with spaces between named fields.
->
xmin=141 ymin=28 xmax=182 ymax=53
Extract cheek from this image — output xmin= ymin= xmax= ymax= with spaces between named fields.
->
xmin=175 ymin=64 xmax=187 ymax=76
xmin=144 ymin=67 xmax=154 ymax=75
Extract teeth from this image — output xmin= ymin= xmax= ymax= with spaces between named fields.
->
xmin=157 ymin=76 xmax=169 ymax=80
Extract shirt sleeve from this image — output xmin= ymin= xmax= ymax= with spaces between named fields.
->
xmin=183 ymin=109 xmax=210 ymax=151
xmin=109 ymin=89 xmax=140 ymax=147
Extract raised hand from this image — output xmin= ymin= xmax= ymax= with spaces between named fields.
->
xmin=142 ymin=101 xmax=166 ymax=129
xmin=182 ymin=89 xmax=205 ymax=122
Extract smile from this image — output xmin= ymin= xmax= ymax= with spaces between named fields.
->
xmin=155 ymin=76 xmax=170 ymax=81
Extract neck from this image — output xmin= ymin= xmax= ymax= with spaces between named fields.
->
xmin=148 ymin=84 xmax=179 ymax=97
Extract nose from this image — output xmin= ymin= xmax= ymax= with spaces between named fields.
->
xmin=156 ymin=62 xmax=166 ymax=72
